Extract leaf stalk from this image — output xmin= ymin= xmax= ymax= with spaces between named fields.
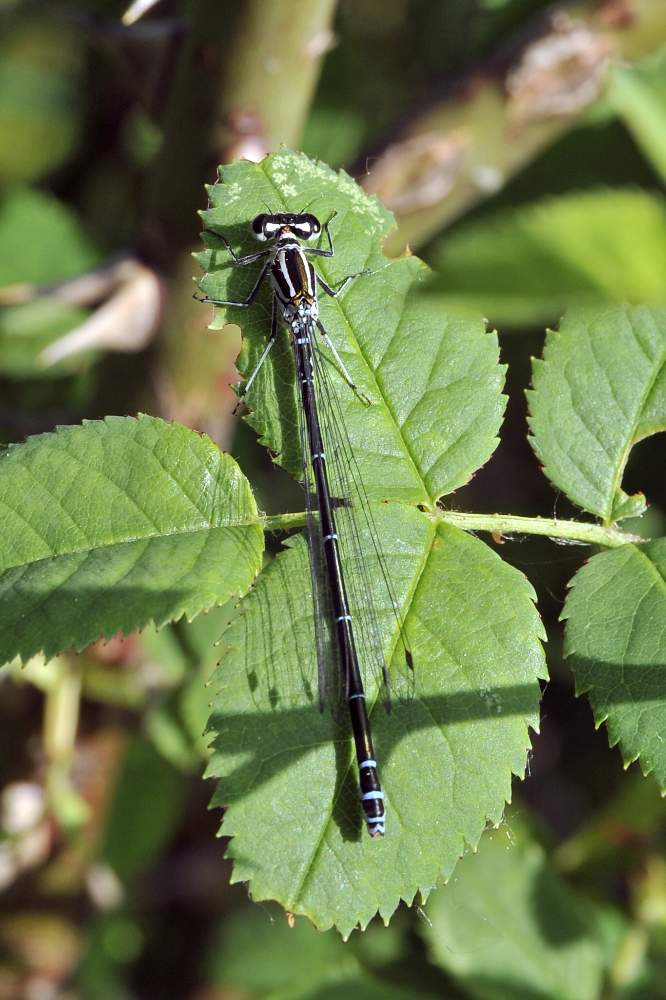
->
xmin=262 ymin=508 xmax=642 ymax=548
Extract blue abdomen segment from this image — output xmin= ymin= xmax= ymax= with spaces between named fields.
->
xmin=359 ymin=759 xmax=386 ymax=838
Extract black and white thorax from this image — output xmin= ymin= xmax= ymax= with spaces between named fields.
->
xmin=270 ymin=238 xmax=319 ymax=329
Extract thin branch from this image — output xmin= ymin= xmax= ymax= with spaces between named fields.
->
xmin=214 ymin=0 xmax=337 ymax=160
xmin=434 ymin=510 xmax=641 ymax=548
xmin=262 ymin=508 xmax=642 ymax=548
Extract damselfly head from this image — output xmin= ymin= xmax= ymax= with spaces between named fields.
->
xmin=251 ymin=213 xmax=321 ymax=242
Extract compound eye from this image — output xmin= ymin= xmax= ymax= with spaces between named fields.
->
xmin=251 ymin=214 xmax=267 ymax=241
xmin=304 ymin=214 xmax=321 ymax=239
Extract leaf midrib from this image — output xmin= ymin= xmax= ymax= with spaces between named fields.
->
xmin=0 ymin=516 xmax=260 ymax=575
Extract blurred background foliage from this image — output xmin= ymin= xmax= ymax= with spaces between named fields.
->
xmin=0 ymin=0 xmax=665 ymax=997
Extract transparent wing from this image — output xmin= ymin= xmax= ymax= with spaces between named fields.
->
xmin=310 ymin=331 xmax=415 ymax=707
xmin=238 ymin=312 xmax=413 ymax=715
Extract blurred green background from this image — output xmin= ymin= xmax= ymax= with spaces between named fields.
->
xmin=0 ymin=0 xmax=665 ymax=997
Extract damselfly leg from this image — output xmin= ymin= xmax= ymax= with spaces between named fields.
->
xmin=194 ymin=259 xmax=271 ymax=309
xmin=315 ymin=320 xmax=372 ymax=406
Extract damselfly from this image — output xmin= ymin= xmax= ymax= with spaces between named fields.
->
xmin=198 ymin=211 xmax=412 ymax=838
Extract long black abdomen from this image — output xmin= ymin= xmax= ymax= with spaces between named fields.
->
xmin=293 ymin=327 xmax=385 ymax=838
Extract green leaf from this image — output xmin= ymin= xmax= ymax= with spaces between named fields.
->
xmin=608 ymin=51 xmax=666 ymax=184
xmin=0 ymin=186 xmax=99 ymax=287
xmin=144 ymin=605 xmax=238 ymax=770
xmin=425 ymin=190 xmax=666 ymax=326
xmin=100 ymin=735 xmax=186 ymax=883
xmin=423 ymin=828 xmax=614 ymax=1000
xmin=207 ymin=905 xmax=355 ymax=996
xmin=0 ymin=17 xmax=84 ymax=184
xmin=0 ymin=415 xmax=263 ymax=664
xmin=0 ymin=301 xmax=93 ymax=378
xmin=207 ymin=903 xmax=432 ymax=999
xmin=206 ymin=516 xmax=545 ymax=936
xmin=197 ymin=149 xmax=506 ymax=503
xmin=0 ymin=187 xmax=101 ymax=377
xmin=563 ymin=539 xmax=666 ymax=790
xmin=527 ymin=304 xmax=666 ymax=522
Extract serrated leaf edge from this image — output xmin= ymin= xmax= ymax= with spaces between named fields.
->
xmin=207 ymin=521 xmax=546 ymax=934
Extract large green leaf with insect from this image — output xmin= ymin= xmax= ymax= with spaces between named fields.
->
xmin=563 ymin=539 xmax=666 ymax=790
xmin=206 ymin=520 xmax=545 ymax=936
xmin=0 ymin=415 xmax=263 ymax=664
xmin=197 ymin=150 xmax=506 ymax=503
xmin=200 ymin=151 xmax=545 ymax=934
xmin=528 ymin=304 xmax=666 ymax=523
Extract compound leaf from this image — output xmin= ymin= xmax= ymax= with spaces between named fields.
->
xmin=0 ymin=415 xmax=263 ymax=664
xmin=200 ymin=150 xmax=543 ymax=934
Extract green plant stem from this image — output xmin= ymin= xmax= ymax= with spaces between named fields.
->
xmin=262 ymin=509 xmax=641 ymax=548
xmin=263 ymin=511 xmax=312 ymax=533
xmin=44 ymin=658 xmax=82 ymax=764
xmin=43 ymin=658 xmax=90 ymax=830
xmin=216 ymin=0 xmax=337 ymax=155
xmin=144 ymin=0 xmax=336 ymax=257
xmin=434 ymin=510 xmax=640 ymax=547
